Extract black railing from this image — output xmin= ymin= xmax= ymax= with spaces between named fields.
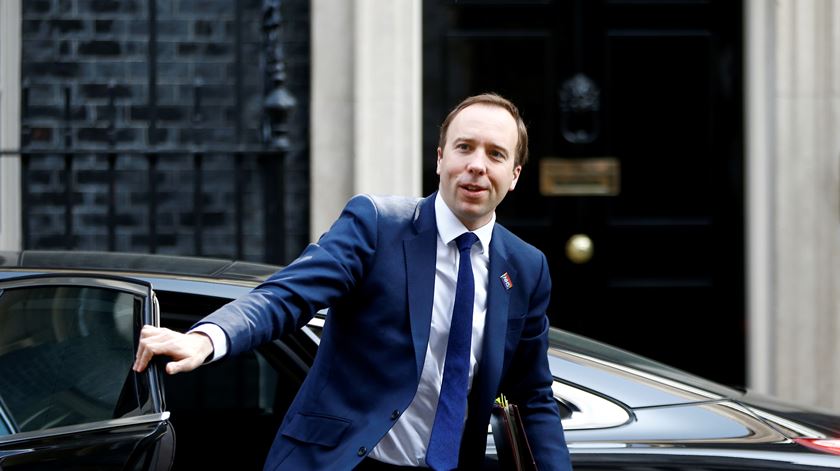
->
xmin=1 ymin=146 xmax=283 ymax=261
xmin=5 ymin=0 xmax=304 ymax=264
xmin=6 ymin=73 xmax=287 ymax=260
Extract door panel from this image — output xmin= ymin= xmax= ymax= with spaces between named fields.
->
xmin=0 ymin=419 xmax=172 ymax=471
xmin=606 ymin=33 xmax=714 ymax=217
xmin=424 ymin=0 xmax=744 ymax=385
xmin=0 ymin=275 xmax=173 ymax=470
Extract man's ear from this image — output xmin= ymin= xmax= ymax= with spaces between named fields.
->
xmin=436 ymin=147 xmax=443 ymax=175
xmin=509 ymin=165 xmax=522 ymax=191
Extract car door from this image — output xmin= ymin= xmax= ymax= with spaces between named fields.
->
xmin=0 ymin=274 xmax=173 ymax=470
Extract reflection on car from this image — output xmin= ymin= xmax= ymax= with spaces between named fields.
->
xmin=0 ymin=251 xmax=839 ymax=470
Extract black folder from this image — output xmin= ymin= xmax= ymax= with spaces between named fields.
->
xmin=490 ymin=398 xmax=537 ymax=471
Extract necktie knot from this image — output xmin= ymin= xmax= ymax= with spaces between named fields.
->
xmin=455 ymin=232 xmax=478 ymax=254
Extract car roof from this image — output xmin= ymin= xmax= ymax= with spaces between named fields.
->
xmin=0 ymin=250 xmax=280 ymax=283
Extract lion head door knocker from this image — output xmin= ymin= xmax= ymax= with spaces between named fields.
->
xmin=558 ymin=73 xmax=601 ymax=145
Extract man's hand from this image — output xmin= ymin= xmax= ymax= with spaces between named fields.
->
xmin=133 ymin=325 xmax=214 ymax=375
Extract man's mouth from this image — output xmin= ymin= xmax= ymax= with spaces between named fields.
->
xmin=460 ymin=183 xmax=486 ymax=192
xmin=458 ymin=183 xmax=488 ymax=199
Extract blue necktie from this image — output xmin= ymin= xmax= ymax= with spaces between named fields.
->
xmin=426 ymin=232 xmax=479 ymax=471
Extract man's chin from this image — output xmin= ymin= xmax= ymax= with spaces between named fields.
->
xmin=453 ymin=205 xmax=491 ymax=229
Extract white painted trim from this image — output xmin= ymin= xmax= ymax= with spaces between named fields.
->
xmin=353 ymin=0 xmax=422 ymax=197
xmin=310 ymin=0 xmax=356 ymax=239
xmin=0 ymin=0 xmax=22 ymax=251
xmin=745 ymin=0 xmax=777 ymax=396
xmin=310 ymin=0 xmax=423 ymax=241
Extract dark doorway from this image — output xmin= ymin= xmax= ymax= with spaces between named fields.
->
xmin=423 ymin=0 xmax=744 ymax=386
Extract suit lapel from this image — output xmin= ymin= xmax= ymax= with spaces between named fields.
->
xmin=404 ymin=197 xmax=518 ymax=390
xmin=404 ymin=195 xmax=438 ymax=380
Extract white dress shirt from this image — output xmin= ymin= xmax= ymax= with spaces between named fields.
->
xmin=369 ymin=193 xmax=493 ymax=466
xmin=193 ymin=193 xmax=495 ymax=466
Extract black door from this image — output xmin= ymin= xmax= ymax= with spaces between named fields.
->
xmin=0 ymin=275 xmax=173 ymax=470
xmin=424 ymin=0 xmax=744 ymax=385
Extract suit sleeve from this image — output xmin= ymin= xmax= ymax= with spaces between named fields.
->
xmin=503 ymin=253 xmax=573 ymax=471
xmin=197 ymin=194 xmax=379 ymax=357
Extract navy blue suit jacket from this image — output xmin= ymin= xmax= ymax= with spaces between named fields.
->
xmin=201 ymin=193 xmax=571 ymax=470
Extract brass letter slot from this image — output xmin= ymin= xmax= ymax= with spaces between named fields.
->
xmin=539 ymin=157 xmax=620 ymax=196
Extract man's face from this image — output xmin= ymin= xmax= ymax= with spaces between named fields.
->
xmin=437 ymin=103 xmax=522 ymax=230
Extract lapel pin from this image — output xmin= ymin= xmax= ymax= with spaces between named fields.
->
xmin=500 ymin=272 xmax=513 ymax=290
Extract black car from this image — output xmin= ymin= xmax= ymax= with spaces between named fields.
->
xmin=0 ymin=251 xmax=839 ymax=470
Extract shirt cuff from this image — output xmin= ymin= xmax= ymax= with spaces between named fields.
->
xmin=190 ymin=323 xmax=228 ymax=363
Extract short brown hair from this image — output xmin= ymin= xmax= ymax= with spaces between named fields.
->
xmin=438 ymin=93 xmax=529 ymax=167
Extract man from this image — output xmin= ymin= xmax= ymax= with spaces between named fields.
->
xmin=134 ymin=93 xmax=572 ymax=470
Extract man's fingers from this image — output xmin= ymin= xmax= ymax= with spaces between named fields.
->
xmin=165 ymin=358 xmax=196 ymax=375
xmin=132 ymin=350 xmax=147 ymax=372
xmin=133 ymin=325 xmax=210 ymax=375
xmin=133 ymin=334 xmax=151 ymax=372
xmin=133 ymin=325 xmax=174 ymax=372
xmin=133 ymin=337 xmax=161 ymax=372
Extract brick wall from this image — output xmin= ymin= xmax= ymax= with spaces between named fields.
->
xmin=20 ymin=0 xmax=309 ymax=263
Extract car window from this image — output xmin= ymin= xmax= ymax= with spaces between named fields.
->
xmin=0 ymin=405 xmax=10 ymax=435
xmin=0 ymin=285 xmax=140 ymax=434
xmin=164 ymin=349 xmax=278 ymax=412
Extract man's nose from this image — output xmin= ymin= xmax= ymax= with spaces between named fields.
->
xmin=466 ymin=150 xmax=487 ymax=174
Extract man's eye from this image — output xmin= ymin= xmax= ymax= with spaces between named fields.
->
xmin=490 ymin=150 xmax=505 ymax=159
xmin=456 ymin=143 xmax=470 ymax=150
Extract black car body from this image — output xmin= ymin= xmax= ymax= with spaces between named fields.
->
xmin=0 ymin=251 xmax=839 ymax=470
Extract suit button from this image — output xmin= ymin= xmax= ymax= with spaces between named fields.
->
xmin=357 ymin=446 xmax=367 ymax=456
xmin=390 ymin=409 xmax=400 ymax=420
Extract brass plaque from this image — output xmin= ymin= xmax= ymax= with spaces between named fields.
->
xmin=539 ymin=157 xmax=620 ymax=196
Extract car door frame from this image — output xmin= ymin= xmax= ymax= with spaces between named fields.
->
xmin=0 ymin=273 xmax=174 ymax=471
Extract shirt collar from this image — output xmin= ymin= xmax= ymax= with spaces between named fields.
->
xmin=434 ymin=192 xmax=494 ymax=254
